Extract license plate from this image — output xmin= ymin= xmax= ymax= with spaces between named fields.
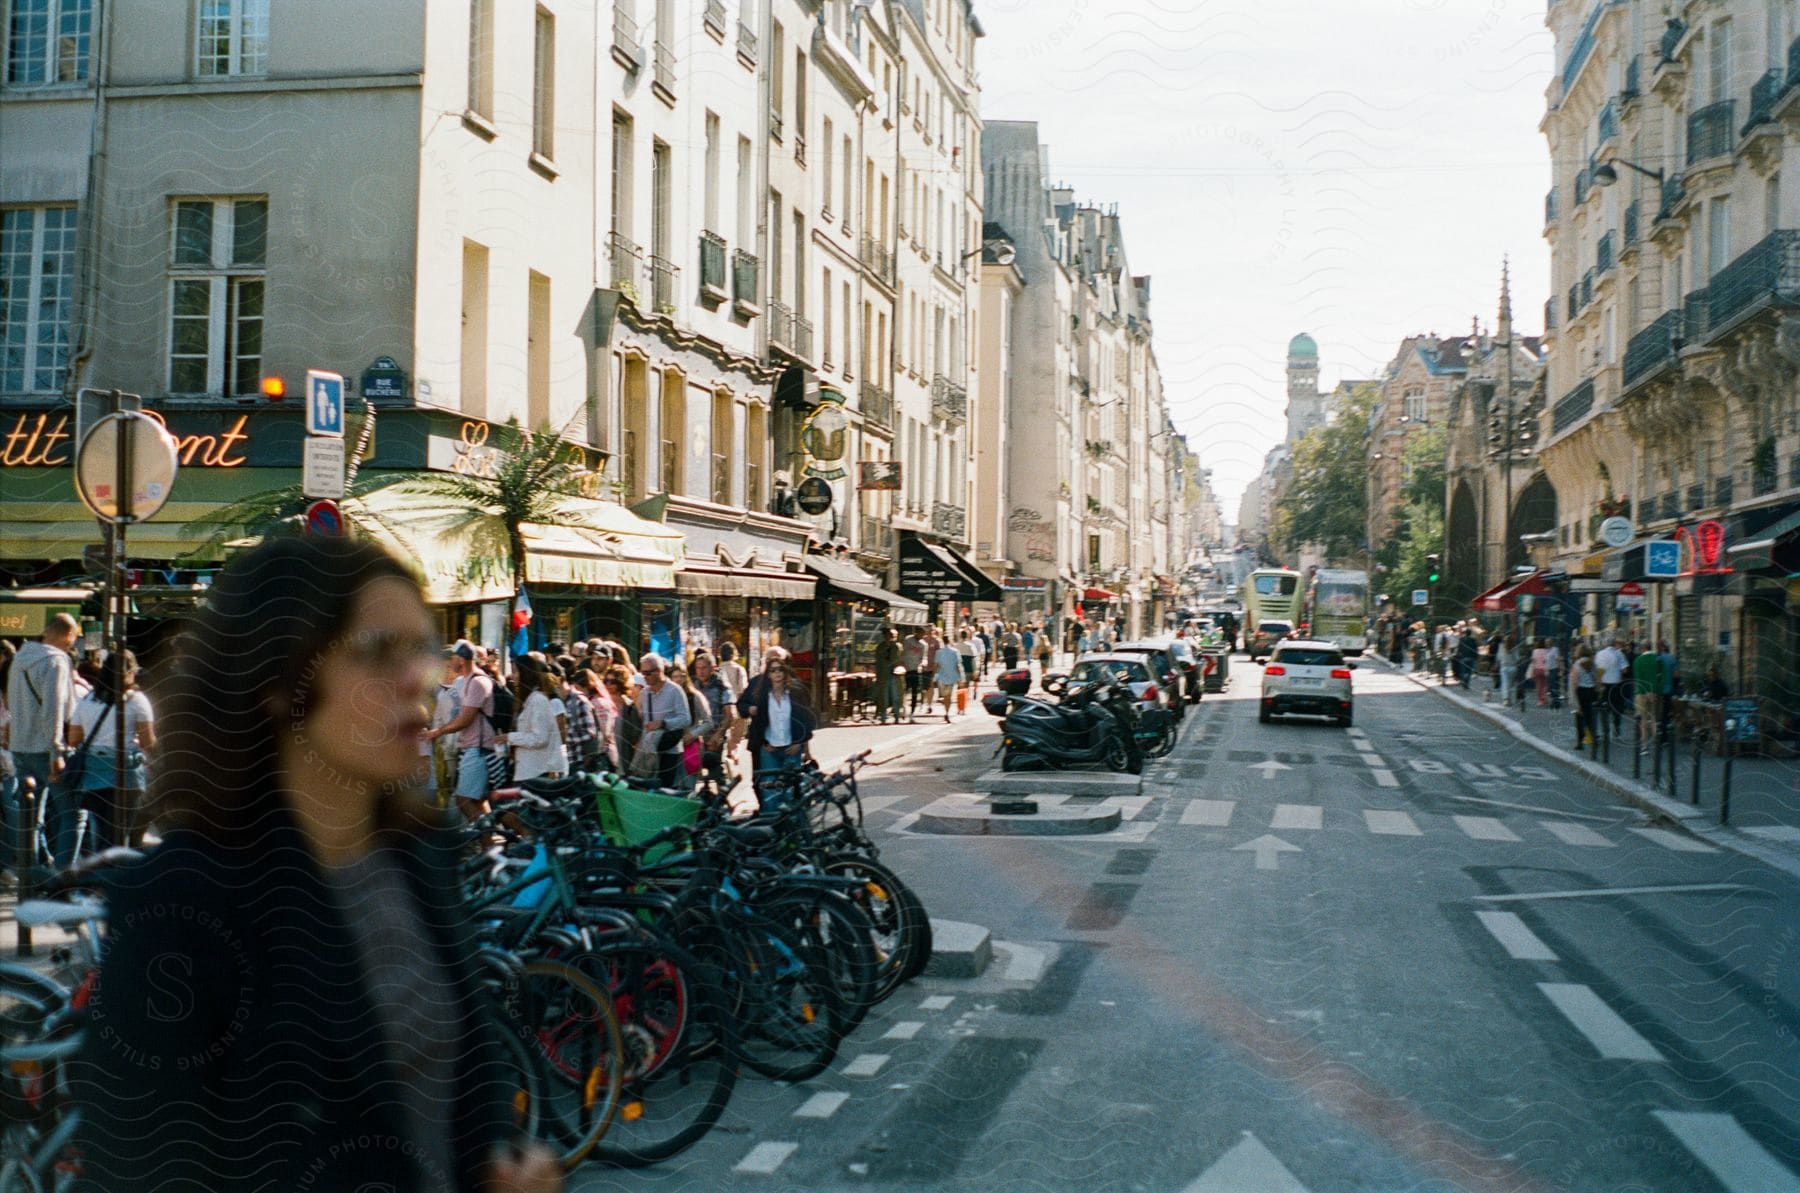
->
xmin=1291 ymin=678 xmax=1322 ymax=686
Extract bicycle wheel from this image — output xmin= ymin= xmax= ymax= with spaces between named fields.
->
xmin=580 ymin=938 xmax=738 ymax=1167
xmin=761 ymin=890 xmax=880 ymax=1034
xmin=480 ymin=1005 xmax=543 ymax=1146
xmin=496 ymin=960 xmax=625 ymax=1169
xmin=721 ymin=918 xmax=845 ymax=1083
xmin=820 ymin=856 xmax=922 ymax=1003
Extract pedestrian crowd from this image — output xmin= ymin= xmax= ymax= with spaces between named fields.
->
xmin=871 ymin=617 xmax=1069 ymax=725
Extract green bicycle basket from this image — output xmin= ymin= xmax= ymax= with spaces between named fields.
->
xmin=593 ymin=774 xmax=699 ymax=864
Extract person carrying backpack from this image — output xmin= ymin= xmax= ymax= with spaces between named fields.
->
xmin=423 ymin=642 xmax=514 ymax=820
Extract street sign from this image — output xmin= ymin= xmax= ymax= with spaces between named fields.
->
xmin=73 ymin=412 xmax=180 ymax=523
xmin=1615 ymin=580 xmax=1646 ymax=612
xmin=306 ymin=369 xmax=346 ymax=437
xmin=1411 ymin=589 xmax=1428 ymax=606
xmin=1724 ymin=698 xmax=1759 ymax=744
xmin=1644 ymin=539 xmax=1681 ymax=578
xmin=360 ymin=355 xmax=408 ymax=401
xmin=304 ymin=499 xmax=343 ymax=537
xmin=795 ymin=475 xmax=834 ymax=515
xmin=302 ymin=436 xmax=347 ymax=499
xmin=1599 ymin=516 xmax=1634 ymax=548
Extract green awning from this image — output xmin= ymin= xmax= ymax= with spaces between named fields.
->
xmin=1728 ymin=508 xmax=1800 ymax=574
xmin=0 ymin=587 xmax=92 ymax=636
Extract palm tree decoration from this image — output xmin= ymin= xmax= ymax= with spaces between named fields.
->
xmin=185 ymin=411 xmax=606 ymax=630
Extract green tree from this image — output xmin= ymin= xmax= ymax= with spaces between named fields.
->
xmin=1275 ymin=384 xmax=1376 ymax=562
xmin=1392 ymin=496 xmax=1446 ymax=609
xmin=1400 ymin=427 xmax=1447 ymax=509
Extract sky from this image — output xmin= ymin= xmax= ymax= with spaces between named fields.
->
xmin=973 ymin=0 xmax=1556 ymax=525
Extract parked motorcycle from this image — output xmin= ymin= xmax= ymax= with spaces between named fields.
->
xmin=983 ymin=672 xmax=1145 ymax=774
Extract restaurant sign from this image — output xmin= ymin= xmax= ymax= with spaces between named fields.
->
xmin=2 ymin=409 xmax=256 ymax=469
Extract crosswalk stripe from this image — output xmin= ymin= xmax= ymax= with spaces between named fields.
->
xmin=842 ymin=1053 xmax=889 ymax=1076
xmin=882 ymin=1021 xmax=923 ymax=1040
xmin=1541 ymin=820 xmax=1615 ymax=848
xmin=734 ymin=1141 xmax=800 ymax=1174
xmin=1370 ymin=769 xmax=1399 ymax=787
xmin=1455 ymin=815 xmax=1522 ymax=842
xmin=1180 ymin=799 xmax=1236 ymax=826
xmin=1271 ymin=804 xmax=1323 ymax=831
xmin=794 ymin=1091 xmax=850 ymax=1119
xmin=1364 ymin=809 xmax=1421 ymax=836
xmin=918 ymin=994 xmax=954 ymax=1011
xmin=1476 ymin=911 xmax=1558 ymax=961
xmin=1630 ymin=827 xmax=1718 ymax=853
xmin=1652 ymin=1111 xmax=1800 ymax=1192
xmin=1537 ymin=983 xmax=1664 ymax=1061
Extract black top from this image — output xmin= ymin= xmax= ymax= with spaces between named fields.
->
xmin=70 ymin=805 xmax=515 ymax=1193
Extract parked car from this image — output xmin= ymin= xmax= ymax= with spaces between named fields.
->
xmin=1259 ymin=640 xmax=1356 ymax=726
xmin=1115 ymin=638 xmax=1201 ymax=706
xmin=1248 ymin=619 xmax=1295 ymax=662
xmin=1067 ymin=654 xmax=1173 ymax=716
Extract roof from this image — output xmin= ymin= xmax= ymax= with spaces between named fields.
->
xmin=1288 ymin=332 xmax=1318 ymax=358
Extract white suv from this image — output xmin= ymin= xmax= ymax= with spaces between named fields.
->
xmin=1259 ymin=640 xmax=1356 ymax=727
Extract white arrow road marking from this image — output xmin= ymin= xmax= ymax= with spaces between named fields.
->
xmin=1540 ymin=820 xmax=1615 ymax=847
xmin=1234 ymin=834 xmax=1302 ymax=871
xmin=1409 ymin=758 xmax=1453 ymax=774
xmin=1537 ymin=983 xmax=1664 ymax=1061
xmin=1630 ymin=827 xmax=1718 ymax=853
xmin=1248 ymin=760 xmax=1292 ymax=779
xmin=1652 ymin=1111 xmax=1800 ymax=1192
xmin=1270 ymin=804 xmax=1322 ymax=831
xmin=1454 ymin=815 xmax=1522 ymax=842
xmin=734 ymin=1141 xmax=799 ymax=1174
xmin=1181 ymin=799 xmax=1236 ymax=826
xmin=1364 ymin=809 xmax=1421 ymax=836
xmin=1476 ymin=911 xmax=1559 ymax=961
xmin=1184 ymin=1132 xmax=1312 ymax=1192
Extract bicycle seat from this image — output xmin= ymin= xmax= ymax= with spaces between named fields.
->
xmin=517 ymin=774 xmax=598 ymax=799
xmin=42 ymin=847 xmax=144 ymax=895
xmin=711 ymin=823 xmax=776 ymax=848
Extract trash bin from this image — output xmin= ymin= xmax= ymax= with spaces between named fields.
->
xmin=1202 ymin=647 xmax=1229 ymax=693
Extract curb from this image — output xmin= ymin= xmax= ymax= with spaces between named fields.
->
xmin=923 ymin=918 xmax=993 ymax=978
xmin=1373 ymin=656 xmax=1800 ymax=881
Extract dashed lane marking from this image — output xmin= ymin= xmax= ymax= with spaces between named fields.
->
xmin=1450 ymin=793 xmax=1615 ymax=822
xmin=1359 ymin=751 xmax=1388 ymax=768
xmin=794 ymin=1091 xmax=850 ymax=1119
xmin=1270 ymin=804 xmax=1323 ymax=831
xmin=1363 ymin=809 xmax=1421 ymax=836
xmin=882 ymin=1021 xmax=923 ymax=1040
xmin=1475 ymin=911 xmax=1559 ymax=961
xmin=918 ymin=995 xmax=954 ymax=1011
xmin=1630 ymin=827 xmax=1720 ymax=853
xmin=733 ymin=1141 xmax=800 ymax=1174
xmin=1537 ymin=983 xmax=1664 ymax=1061
xmin=1540 ymin=820 xmax=1616 ymax=848
xmin=1476 ymin=883 xmax=1750 ymax=902
xmin=1455 ymin=815 xmax=1522 ymax=842
xmin=1371 ymin=769 xmax=1399 ymax=787
xmin=1180 ymin=799 xmax=1236 ymax=826
xmin=1652 ymin=1111 xmax=1800 ymax=1192
xmin=842 ymin=1053 xmax=889 ymax=1077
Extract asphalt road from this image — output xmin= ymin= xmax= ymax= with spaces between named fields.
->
xmin=576 ymin=659 xmax=1800 ymax=1192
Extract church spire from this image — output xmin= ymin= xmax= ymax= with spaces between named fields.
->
xmin=1497 ymin=256 xmax=1514 ymax=341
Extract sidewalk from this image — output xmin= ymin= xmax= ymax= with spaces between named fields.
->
xmin=1371 ymin=654 xmax=1800 ymax=879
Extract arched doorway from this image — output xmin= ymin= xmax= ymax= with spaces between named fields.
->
xmin=1445 ymin=479 xmax=1479 ymax=610
xmin=1507 ymin=472 xmax=1557 ymax=574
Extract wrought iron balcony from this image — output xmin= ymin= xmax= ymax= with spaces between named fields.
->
xmin=1790 ymin=33 xmax=1800 ymax=89
xmin=860 ymin=235 xmax=896 ymax=286
xmin=1623 ymin=203 xmax=1639 ymax=246
xmin=607 ymin=231 xmax=643 ymax=293
xmin=1580 ymin=269 xmax=1594 ymax=308
xmin=731 ymin=249 xmax=760 ymax=309
xmin=931 ymin=501 xmax=966 ymax=539
xmin=1567 ymin=285 xmax=1579 ymax=322
xmin=1745 ymin=69 xmax=1783 ymax=133
xmin=650 ymin=255 xmax=678 ymax=311
xmin=1545 ymin=187 xmax=1558 ymax=225
xmin=1596 ymin=230 xmax=1615 ymax=274
xmin=699 ymin=231 xmax=727 ymax=298
xmin=1658 ymin=174 xmax=1686 ymax=220
xmin=929 ymin=375 xmax=967 ymax=424
xmin=794 ymin=133 xmax=806 ymax=166
xmin=1682 ymin=288 xmax=1711 ymax=346
xmin=1659 ymin=18 xmax=1685 ymax=63
xmin=1552 ymin=378 xmax=1594 ymax=436
xmin=1714 ymin=474 xmax=1734 ymax=508
xmin=652 ymin=40 xmax=675 ymax=96
xmin=612 ymin=1 xmax=643 ymax=69
xmin=1623 ymin=55 xmax=1640 ymax=99
xmin=859 ymin=515 xmax=895 ymax=558
xmin=1687 ymin=481 xmax=1706 ymax=510
xmin=861 ymin=383 xmax=894 ymax=430
xmin=1597 ymin=99 xmax=1619 ymax=144
xmin=1573 ymin=164 xmax=1592 ymax=207
xmin=767 ymin=300 xmax=794 ymax=351
xmin=1687 ymin=100 xmax=1735 ymax=165
xmin=1622 ymin=308 xmax=1681 ymax=389
xmin=1544 ymin=298 xmax=1556 ymax=331
xmin=1659 ymin=491 xmax=1678 ymax=520
xmin=1706 ymin=229 xmax=1800 ymax=341
xmin=792 ymin=315 xmax=814 ymax=361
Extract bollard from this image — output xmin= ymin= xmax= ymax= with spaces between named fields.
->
xmin=1720 ymin=739 xmax=1733 ymax=825
xmin=1601 ymin=707 xmax=1611 ymax=765
xmin=1692 ymin=733 xmax=1703 ymax=805
xmin=15 ymin=777 xmax=34 ymax=958
xmin=1651 ymin=724 xmax=1662 ymax=784
xmin=1666 ymin=730 xmax=1678 ymax=799
xmin=1632 ymin=717 xmax=1641 ymax=779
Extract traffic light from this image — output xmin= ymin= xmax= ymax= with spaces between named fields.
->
xmin=1426 ymin=554 xmax=1441 ymax=583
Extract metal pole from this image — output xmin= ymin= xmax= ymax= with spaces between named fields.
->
xmin=112 ymin=391 xmax=131 ymax=855
xmin=1666 ymin=723 xmax=1677 ymax=799
xmin=1720 ymin=738 xmax=1733 ymax=825
xmin=15 ymin=778 xmax=34 ymax=957
xmin=1691 ymin=730 xmax=1702 ymax=805
xmin=1633 ymin=710 xmax=1641 ymax=779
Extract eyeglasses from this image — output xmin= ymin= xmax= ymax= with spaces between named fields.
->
xmin=337 ymin=630 xmax=439 ymax=672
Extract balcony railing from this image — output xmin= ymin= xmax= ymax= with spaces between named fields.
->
xmin=1545 ymin=298 xmax=1557 ymax=331
xmin=931 ymin=502 xmax=966 ymax=539
xmin=1623 ymin=54 xmax=1640 ymax=98
xmin=1580 ymin=268 xmax=1594 ymax=308
xmin=612 ymin=1 xmax=643 ymax=68
xmin=1659 ymin=491 xmax=1678 ymax=520
xmin=792 ymin=315 xmax=814 ymax=361
xmin=731 ymin=249 xmax=760 ymax=308
xmin=1567 ymin=284 xmax=1579 ymax=322
xmin=859 ymin=515 xmax=895 ymax=558
xmin=1552 ymin=378 xmax=1595 ymax=436
xmin=607 ymin=231 xmax=643 ymax=293
xmin=860 ymin=235 xmax=896 ymax=286
xmin=1682 ymin=288 xmax=1711 ymax=346
xmin=1791 ymin=452 xmax=1800 ymax=489
xmin=1658 ymin=174 xmax=1686 ymax=220
xmin=1745 ymin=69 xmax=1783 ymax=134
xmin=1755 ymin=455 xmax=1779 ymax=497
xmin=1706 ymin=229 xmax=1800 ymax=340
xmin=767 ymin=300 xmax=794 ymax=351
xmin=1622 ymin=308 xmax=1682 ymax=389
xmin=1623 ymin=203 xmax=1639 ymax=246
xmin=929 ymin=375 xmax=967 ymax=424
xmin=712 ymin=452 xmax=730 ymax=505
xmin=1687 ymin=481 xmax=1706 ymax=511
xmin=1596 ymin=230 xmax=1615 ymax=273
xmin=650 ymin=254 xmax=678 ymax=311
xmin=1715 ymin=475 xmax=1734 ymax=507
xmin=1561 ymin=0 xmax=1603 ymax=92
xmin=652 ymin=40 xmax=675 ymax=95
xmin=1659 ymin=18 xmax=1685 ymax=63
xmin=1597 ymin=98 xmax=1619 ymax=143
xmin=861 ymin=383 xmax=894 ymax=430
xmin=736 ymin=19 xmax=756 ymax=62
xmin=1687 ymin=100 xmax=1735 ymax=165
xmin=1545 ymin=187 xmax=1558 ymax=225
xmin=1790 ymin=33 xmax=1800 ymax=89
xmin=699 ymin=231 xmax=727 ymax=297
xmin=1573 ymin=163 xmax=1592 ymax=207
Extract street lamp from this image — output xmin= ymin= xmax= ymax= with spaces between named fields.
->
xmin=1592 ymin=158 xmax=1665 ymax=187
xmin=963 ymin=241 xmax=1017 ymax=266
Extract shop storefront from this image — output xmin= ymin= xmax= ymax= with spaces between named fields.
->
xmin=804 ymin=553 xmax=928 ymax=722
xmin=661 ymin=498 xmax=816 ymax=672
xmin=894 ymin=533 xmax=1002 ymax=629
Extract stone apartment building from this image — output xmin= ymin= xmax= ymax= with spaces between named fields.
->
xmin=1542 ymin=0 xmax=1800 ymax=698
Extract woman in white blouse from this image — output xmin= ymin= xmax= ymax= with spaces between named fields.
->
xmin=500 ymin=653 xmax=568 ymax=782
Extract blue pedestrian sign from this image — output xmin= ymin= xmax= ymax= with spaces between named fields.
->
xmin=306 ymin=369 xmax=345 ymax=438
xmin=1411 ymin=589 xmax=1429 ymax=606
xmin=1644 ymin=538 xmax=1680 ymax=579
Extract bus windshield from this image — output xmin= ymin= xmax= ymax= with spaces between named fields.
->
xmin=1254 ymin=575 xmax=1298 ymax=596
xmin=1316 ymin=582 xmax=1364 ymax=615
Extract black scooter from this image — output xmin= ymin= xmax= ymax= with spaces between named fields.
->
xmin=982 ymin=673 xmax=1144 ymax=774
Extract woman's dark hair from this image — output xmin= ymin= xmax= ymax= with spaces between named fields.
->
xmin=149 ymin=535 xmax=421 ymax=840
xmin=91 ymin=648 xmax=139 ymax=705
xmin=514 ymin=651 xmax=558 ymax=701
